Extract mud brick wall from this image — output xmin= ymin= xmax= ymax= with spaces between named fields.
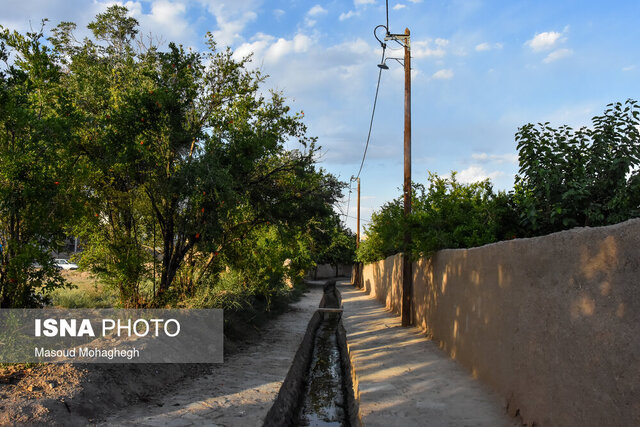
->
xmin=361 ymin=218 xmax=640 ymax=426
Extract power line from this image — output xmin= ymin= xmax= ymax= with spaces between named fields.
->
xmin=343 ymin=180 xmax=353 ymax=224
xmin=355 ymin=46 xmax=386 ymax=180
xmin=344 ymin=214 xmax=371 ymax=223
xmin=386 ymin=0 xmax=389 ymax=31
xmin=345 ymin=3 xmax=392 ymax=226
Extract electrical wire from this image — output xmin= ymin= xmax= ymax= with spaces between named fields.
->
xmin=355 ymin=46 xmax=386 ymax=180
xmin=344 ymin=1 xmax=391 ymax=225
xmin=344 ymin=214 xmax=371 ymax=223
xmin=386 ymin=0 xmax=389 ymax=31
xmin=343 ymin=180 xmax=353 ymax=224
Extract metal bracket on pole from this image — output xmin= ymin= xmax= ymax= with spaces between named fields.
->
xmin=384 ymin=33 xmax=410 ymax=48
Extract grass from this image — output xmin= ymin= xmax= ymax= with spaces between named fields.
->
xmin=49 ymin=270 xmax=118 ymax=308
xmin=47 ymin=269 xmax=307 ymax=342
xmin=177 ymin=269 xmax=308 ymax=341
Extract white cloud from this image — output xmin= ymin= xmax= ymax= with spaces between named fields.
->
xmin=354 ymin=0 xmax=375 ymax=5
xmin=435 ymin=38 xmax=449 ymax=47
xmin=147 ymin=1 xmax=188 ymax=36
xmin=471 ymin=153 xmax=518 ymax=164
xmin=305 ymin=5 xmax=327 ymax=27
xmin=233 ymin=31 xmax=316 ymax=66
xmin=412 ymin=38 xmax=448 ymax=58
xmin=393 ymin=4 xmax=406 ymax=10
xmin=475 ymin=42 xmax=502 ymax=52
xmin=526 ymin=31 xmax=564 ymax=52
xmin=233 ymin=32 xmax=274 ymax=60
xmin=197 ymin=0 xmax=260 ymax=47
xmin=543 ymin=48 xmax=572 ymax=63
xmin=339 ymin=10 xmax=359 ymax=20
xmin=457 ymin=166 xmax=504 ymax=183
xmin=93 ymin=1 xmax=196 ymax=47
xmin=408 ymin=0 xmax=423 ymax=3
xmin=432 ymin=68 xmax=453 ymax=79
xmin=307 ymin=5 xmax=327 ymax=17
xmin=622 ymin=65 xmax=636 ymax=72
xmin=263 ymin=34 xmax=313 ymax=64
xmin=273 ymin=9 xmax=285 ymax=19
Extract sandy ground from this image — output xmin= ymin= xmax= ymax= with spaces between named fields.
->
xmin=97 ymin=284 xmax=323 ymax=426
xmin=0 ymin=284 xmax=323 ymax=426
xmin=0 ymin=360 xmax=212 ymax=425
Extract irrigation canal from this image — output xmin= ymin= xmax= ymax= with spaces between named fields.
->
xmin=264 ymin=280 xmax=359 ymax=427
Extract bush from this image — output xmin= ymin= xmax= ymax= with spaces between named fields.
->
xmin=514 ymin=99 xmax=640 ymax=234
xmin=357 ymin=172 xmax=520 ymax=263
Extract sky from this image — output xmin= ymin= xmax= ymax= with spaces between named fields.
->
xmin=2 ymin=0 xmax=639 ymax=234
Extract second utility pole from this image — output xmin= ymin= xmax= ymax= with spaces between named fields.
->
xmin=402 ymin=27 xmax=412 ymax=327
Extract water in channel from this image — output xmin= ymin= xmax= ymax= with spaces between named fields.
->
xmin=297 ymin=312 xmax=347 ymax=426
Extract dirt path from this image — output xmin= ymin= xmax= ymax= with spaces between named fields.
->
xmin=339 ymin=280 xmax=518 ymax=427
xmin=97 ymin=284 xmax=323 ymax=427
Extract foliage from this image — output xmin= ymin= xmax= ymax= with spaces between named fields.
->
xmin=357 ymin=173 xmax=519 ymax=264
xmin=514 ymin=99 xmax=640 ymax=234
xmin=356 ymin=195 xmax=404 ymax=264
xmin=180 ymin=267 xmax=305 ymax=340
xmin=47 ymin=6 xmax=342 ymax=306
xmin=359 ymin=100 xmax=640 ymax=265
xmin=310 ymin=213 xmax=356 ymax=275
xmin=0 ymin=23 xmax=76 ymax=307
xmin=0 ymin=7 xmax=344 ymax=308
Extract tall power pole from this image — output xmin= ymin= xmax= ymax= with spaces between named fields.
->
xmin=355 ymin=178 xmax=362 ymax=288
xmin=401 ymin=27 xmax=412 ymax=327
xmin=356 ymin=177 xmax=361 ymax=249
xmin=378 ymin=26 xmax=412 ymax=317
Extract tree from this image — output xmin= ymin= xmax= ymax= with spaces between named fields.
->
xmin=514 ymin=99 xmax=640 ymax=234
xmin=357 ymin=173 xmax=518 ymax=263
xmin=312 ymin=214 xmax=356 ymax=277
xmin=53 ymin=6 xmax=344 ymax=305
xmin=0 ymin=23 xmax=76 ymax=307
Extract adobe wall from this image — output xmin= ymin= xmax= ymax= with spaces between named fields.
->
xmin=361 ymin=218 xmax=640 ymax=426
xmin=311 ymin=264 xmax=352 ymax=279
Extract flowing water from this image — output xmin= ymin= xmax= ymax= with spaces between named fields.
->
xmin=297 ymin=312 xmax=347 ymax=426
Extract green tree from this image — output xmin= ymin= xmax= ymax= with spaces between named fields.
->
xmin=53 ymin=6 xmax=344 ymax=305
xmin=411 ymin=173 xmax=517 ymax=255
xmin=312 ymin=214 xmax=356 ymax=277
xmin=0 ymin=23 xmax=76 ymax=307
xmin=514 ymin=99 xmax=640 ymax=234
xmin=357 ymin=173 xmax=518 ymax=263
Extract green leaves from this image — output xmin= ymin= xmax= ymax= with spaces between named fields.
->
xmin=514 ymin=99 xmax=640 ymax=234
xmin=0 ymin=24 xmax=78 ymax=307
xmin=33 ymin=6 xmax=344 ymax=306
xmin=357 ymin=173 xmax=519 ymax=263
xmin=0 ymin=5 xmax=345 ymax=308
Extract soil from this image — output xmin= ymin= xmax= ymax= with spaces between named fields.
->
xmin=0 ymin=284 xmax=324 ymax=426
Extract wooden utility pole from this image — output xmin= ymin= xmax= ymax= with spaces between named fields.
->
xmin=355 ymin=177 xmax=362 ymax=289
xmin=356 ymin=177 xmax=361 ymax=249
xmin=401 ymin=27 xmax=412 ymax=327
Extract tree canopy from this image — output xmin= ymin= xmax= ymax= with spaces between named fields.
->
xmin=358 ymin=100 xmax=640 ymax=263
xmin=0 ymin=7 xmax=344 ymax=307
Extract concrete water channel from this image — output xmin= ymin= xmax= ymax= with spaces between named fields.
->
xmin=264 ymin=280 xmax=359 ymax=427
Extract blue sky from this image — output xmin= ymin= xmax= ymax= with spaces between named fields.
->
xmin=2 ymin=0 xmax=639 ymax=234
